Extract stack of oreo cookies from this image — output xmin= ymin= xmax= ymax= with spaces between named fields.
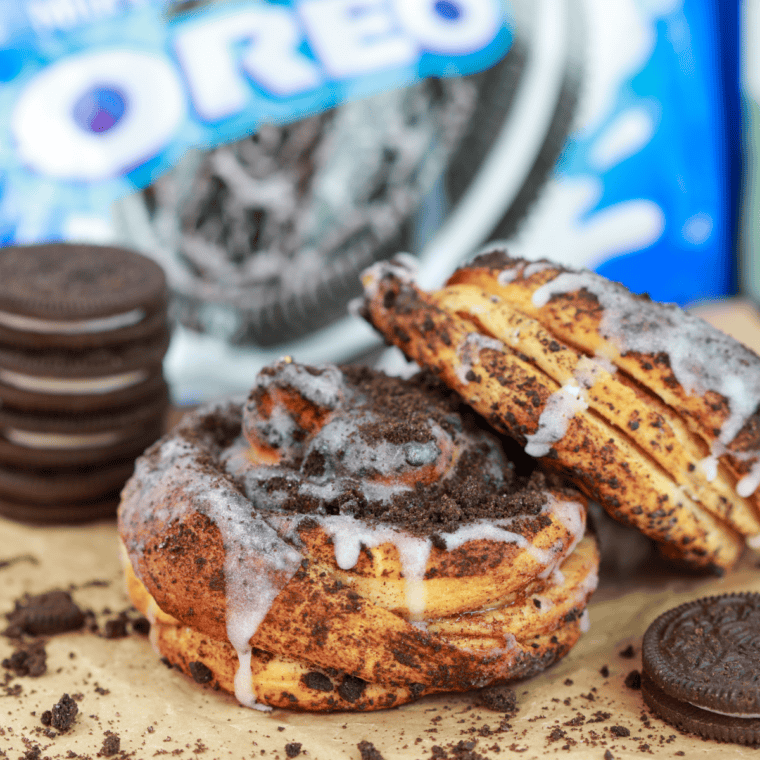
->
xmin=0 ymin=243 xmax=170 ymax=523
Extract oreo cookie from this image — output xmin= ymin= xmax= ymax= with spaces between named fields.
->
xmin=0 ymin=243 xmax=167 ymax=349
xmin=641 ymin=593 xmax=760 ymax=745
xmin=0 ymin=243 xmax=171 ymax=523
xmin=0 ymin=330 xmax=169 ymax=413
xmin=0 ymin=389 xmax=167 ymax=467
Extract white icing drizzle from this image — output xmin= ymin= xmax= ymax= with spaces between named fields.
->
xmin=0 ymin=368 xmax=148 ymax=394
xmin=0 ymin=308 xmax=144 ymax=335
xmin=268 ymin=494 xmax=586 ymax=620
xmin=579 ymin=608 xmax=591 ymax=633
xmin=738 ymin=463 xmax=760 ymax=499
xmin=525 ymin=381 xmax=587 ymax=458
xmin=521 ymin=354 xmax=617 ymax=461
xmin=548 ymin=495 xmax=586 ymax=558
xmin=698 ymin=455 xmax=719 ymax=483
xmin=3 ymin=429 xmax=125 ymax=449
xmin=496 ymin=267 xmax=519 ymax=286
xmin=361 ymin=253 xmax=419 ymax=301
xmin=120 ymin=417 xmax=303 ymax=712
xmin=456 ymin=332 xmax=506 ymax=385
xmin=531 ymin=268 xmax=760 ymax=495
xmin=550 ymin=567 xmax=566 ymax=585
xmin=523 ymin=261 xmax=555 ymax=278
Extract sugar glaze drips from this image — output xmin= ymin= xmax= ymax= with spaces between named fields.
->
xmin=529 ymin=267 xmax=760 ymax=496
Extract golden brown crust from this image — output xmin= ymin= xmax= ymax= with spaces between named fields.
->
xmin=118 ymin=364 xmax=599 ymax=710
xmin=284 ymin=498 xmax=584 ymax=619
xmin=124 ymin=537 xmax=597 ymax=711
xmin=448 ymin=255 xmax=760 ymax=493
xmin=360 ymin=254 xmax=756 ymax=571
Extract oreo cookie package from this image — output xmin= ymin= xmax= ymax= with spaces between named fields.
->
xmin=115 ymin=0 xmax=739 ymax=402
xmin=0 ymin=1 xmax=740 ymax=403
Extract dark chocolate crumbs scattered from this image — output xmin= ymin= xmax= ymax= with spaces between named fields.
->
xmin=619 ymin=645 xmax=635 ymax=659
xmin=132 ymin=616 xmax=151 ymax=635
xmin=49 ymin=692 xmax=78 ymax=731
xmin=99 ymin=733 xmax=121 ymax=757
xmin=2 ymin=639 xmax=46 ymax=677
xmin=103 ymin=615 xmax=128 ymax=639
xmin=4 ymin=590 xmax=84 ymax=637
xmin=242 ymin=365 xmax=558 ymax=537
xmin=600 ymin=665 xmax=609 ymax=678
xmin=474 ymin=685 xmax=518 ymax=713
xmin=358 ymin=739 xmax=385 ymax=760
xmin=609 ymin=725 xmax=630 ymax=738
xmin=285 ymin=742 xmax=302 ymax=758
xmin=624 ymin=670 xmax=641 ymax=689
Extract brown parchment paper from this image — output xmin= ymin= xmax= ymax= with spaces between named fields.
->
xmin=2 ymin=299 xmax=760 ymax=760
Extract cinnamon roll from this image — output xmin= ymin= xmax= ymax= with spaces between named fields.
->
xmin=360 ymin=248 xmax=760 ymax=572
xmin=118 ymin=359 xmax=598 ymax=711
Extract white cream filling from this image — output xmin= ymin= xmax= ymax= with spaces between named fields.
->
xmin=0 ymin=368 xmax=148 ymax=394
xmin=0 ymin=307 xmax=145 ymax=335
xmin=679 ymin=690 xmax=760 ymax=719
xmin=3 ymin=428 xmax=125 ymax=450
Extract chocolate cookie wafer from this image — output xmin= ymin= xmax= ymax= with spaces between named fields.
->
xmin=0 ymin=243 xmax=167 ymax=349
xmin=642 ymin=593 xmax=760 ymax=744
xmin=0 ymin=387 xmax=167 ymax=467
xmin=0 ymin=329 xmax=170 ymax=414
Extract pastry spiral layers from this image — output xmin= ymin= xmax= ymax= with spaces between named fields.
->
xmin=119 ymin=360 xmax=598 ymax=711
xmin=360 ymin=249 xmax=760 ymax=572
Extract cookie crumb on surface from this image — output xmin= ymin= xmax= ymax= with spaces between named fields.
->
xmin=4 ymin=589 xmax=84 ymax=637
xmin=49 ymin=692 xmax=78 ymax=731
xmin=99 ymin=732 xmax=121 ymax=756
xmin=474 ymin=685 xmax=518 ymax=713
xmin=358 ymin=740 xmax=385 ymax=760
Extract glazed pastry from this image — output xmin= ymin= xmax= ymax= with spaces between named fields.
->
xmin=119 ymin=360 xmax=598 ymax=711
xmin=361 ymin=249 xmax=760 ymax=572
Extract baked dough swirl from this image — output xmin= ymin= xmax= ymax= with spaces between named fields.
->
xmin=119 ymin=360 xmax=598 ymax=711
xmin=361 ymin=248 xmax=760 ymax=572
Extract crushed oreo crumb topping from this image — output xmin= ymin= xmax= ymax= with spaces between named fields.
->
xmin=225 ymin=363 xmax=562 ymax=537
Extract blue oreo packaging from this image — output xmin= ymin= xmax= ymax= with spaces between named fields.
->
xmin=0 ymin=0 xmax=740 ymax=401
